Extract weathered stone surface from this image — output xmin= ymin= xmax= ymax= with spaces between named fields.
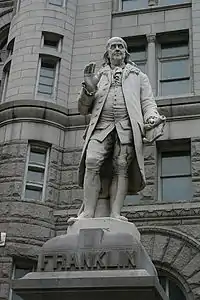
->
xmin=191 ymin=139 xmax=200 ymax=159
xmin=140 ymin=234 xmax=155 ymax=257
xmin=182 ymin=253 xmax=200 ymax=278
xmin=62 ymin=151 xmax=81 ymax=167
xmin=192 ymin=161 xmax=200 ymax=176
xmin=151 ymin=234 xmax=169 ymax=262
xmin=162 ymin=237 xmax=183 ymax=265
xmin=12 ymin=270 xmax=168 ymax=300
xmin=144 ymin=145 xmax=156 ymax=162
xmin=0 ymin=283 xmax=9 ymax=299
xmin=172 ymin=245 xmax=198 ymax=273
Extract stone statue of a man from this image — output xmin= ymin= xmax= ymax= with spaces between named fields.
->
xmin=68 ymin=37 xmax=165 ymax=224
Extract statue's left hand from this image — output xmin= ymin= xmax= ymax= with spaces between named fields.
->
xmin=144 ymin=115 xmax=166 ymax=130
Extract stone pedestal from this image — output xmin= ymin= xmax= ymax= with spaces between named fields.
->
xmin=12 ymin=218 xmax=168 ymax=300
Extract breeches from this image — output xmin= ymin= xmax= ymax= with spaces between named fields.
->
xmin=85 ymin=129 xmax=134 ymax=177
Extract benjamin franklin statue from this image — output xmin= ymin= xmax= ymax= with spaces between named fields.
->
xmin=68 ymin=37 xmax=165 ymax=224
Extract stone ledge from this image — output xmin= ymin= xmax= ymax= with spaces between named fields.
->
xmin=112 ymin=2 xmax=191 ymax=17
xmin=54 ymin=202 xmax=200 ymax=224
xmin=0 ymin=96 xmax=199 ymax=129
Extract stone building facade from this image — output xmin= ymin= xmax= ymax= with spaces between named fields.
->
xmin=0 ymin=0 xmax=200 ymax=299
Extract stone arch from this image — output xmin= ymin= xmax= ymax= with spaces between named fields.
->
xmin=139 ymin=226 xmax=200 ymax=300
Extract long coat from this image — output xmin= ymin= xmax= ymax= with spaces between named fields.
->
xmin=78 ymin=63 xmax=160 ymax=194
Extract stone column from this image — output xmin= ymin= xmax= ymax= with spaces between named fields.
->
xmin=113 ymin=0 xmax=120 ymax=11
xmin=148 ymin=0 xmax=157 ymax=6
xmin=147 ymin=34 xmax=156 ymax=96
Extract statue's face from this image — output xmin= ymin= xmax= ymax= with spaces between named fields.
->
xmin=108 ymin=40 xmax=126 ymax=66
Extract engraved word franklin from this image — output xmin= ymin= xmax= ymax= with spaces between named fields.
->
xmin=38 ymin=250 xmax=136 ymax=271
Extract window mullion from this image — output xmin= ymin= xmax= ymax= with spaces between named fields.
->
xmin=42 ymin=147 xmax=50 ymax=202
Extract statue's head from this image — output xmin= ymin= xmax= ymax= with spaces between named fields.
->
xmin=103 ymin=37 xmax=130 ymax=66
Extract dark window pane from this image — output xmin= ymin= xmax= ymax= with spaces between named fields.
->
xmin=38 ymin=84 xmax=53 ymax=94
xmin=129 ymin=49 xmax=146 ymax=61
xmin=39 ymin=76 xmax=54 ymax=86
xmin=158 ymin=275 xmax=186 ymax=300
xmin=25 ymin=187 xmax=42 ymax=200
xmin=162 ymin=176 xmax=192 ymax=202
xmin=135 ymin=62 xmax=146 ymax=73
xmin=12 ymin=292 xmax=23 ymax=300
xmin=161 ymin=79 xmax=190 ymax=96
xmin=169 ymin=279 xmax=186 ymax=300
xmin=40 ymin=67 xmax=55 ymax=79
xmin=15 ymin=267 xmax=32 ymax=279
xmin=161 ymin=45 xmax=188 ymax=58
xmin=29 ymin=151 xmax=46 ymax=165
xmin=162 ymin=153 xmax=190 ymax=176
xmin=124 ymin=194 xmax=141 ymax=205
xmin=161 ymin=60 xmax=189 ymax=80
xmin=159 ymin=276 xmax=166 ymax=292
xmin=13 ymin=266 xmax=34 ymax=300
xmin=44 ymin=40 xmax=58 ymax=48
xmin=27 ymin=170 xmax=44 ymax=183
xmin=122 ymin=0 xmax=148 ymax=10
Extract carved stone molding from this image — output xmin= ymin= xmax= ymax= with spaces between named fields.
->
xmin=147 ymin=34 xmax=156 ymax=44
xmin=122 ymin=202 xmax=200 ymax=221
xmin=139 ymin=226 xmax=200 ymax=299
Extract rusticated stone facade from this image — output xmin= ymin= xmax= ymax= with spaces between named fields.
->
xmin=0 ymin=0 xmax=200 ymax=300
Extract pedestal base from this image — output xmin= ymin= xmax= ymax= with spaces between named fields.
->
xmin=12 ymin=270 xmax=168 ymax=300
xmin=12 ymin=218 xmax=168 ymax=300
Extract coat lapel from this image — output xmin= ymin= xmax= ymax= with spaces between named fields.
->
xmin=101 ymin=65 xmax=111 ymax=83
xmin=122 ymin=63 xmax=140 ymax=82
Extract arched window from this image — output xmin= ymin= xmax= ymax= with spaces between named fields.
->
xmin=158 ymin=273 xmax=187 ymax=300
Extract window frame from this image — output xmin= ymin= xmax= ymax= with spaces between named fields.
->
xmin=157 ymin=41 xmax=191 ymax=97
xmin=48 ymin=0 xmax=66 ymax=7
xmin=35 ymin=55 xmax=60 ymax=99
xmin=119 ymin=0 xmax=191 ymax=11
xmin=158 ymin=271 xmax=187 ymax=300
xmin=22 ymin=143 xmax=50 ymax=202
xmin=10 ymin=261 xmax=36 ymax=300
xmin=129 ymin=45 xmax=147 ymax=73
xmin=1 ymin=62 xmax=10 ymax=103
xmin=124 ymin=36 xmax=148 ymax=74
xmin=157 ymin=142 xmax=192 ymax=203
xmin=41 ymin=32 xmax=63 ymax=52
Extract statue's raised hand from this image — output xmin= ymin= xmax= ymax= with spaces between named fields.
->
xmin=84 ymin=62 xmax=102 ymax=93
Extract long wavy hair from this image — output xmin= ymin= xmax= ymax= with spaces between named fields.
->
xmin=102 ymin=37 xmax=134 ymax=66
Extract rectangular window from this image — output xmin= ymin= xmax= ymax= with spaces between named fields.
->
xmin=158 ymin=40 xmax=190 ymax=96
xmin=125 ymin=36 xmax=147 ymax=73
xmin=1 ymin=66 xmax=10 ymax=102
xmin=23 ymin=143 xmax=49 ymax=201
xmin=48 ymin=0 xmax=65 ymax=6
xmin=129 ymin=45 xmax=147 ymax=73
xmin=11 ymin=261 xmax=35 ymax=300
xmin=41 ymin=32 xmax=62 ymax=51
xmin=122 ymin=0 xmax=148 ymax=10
xmin=37 ymin=56 xmax=59 ymax=96
xmin=158 ymin=147 xmax=192 ymax=202
xmin=7 ymin=38 xmax=15 ymax=56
